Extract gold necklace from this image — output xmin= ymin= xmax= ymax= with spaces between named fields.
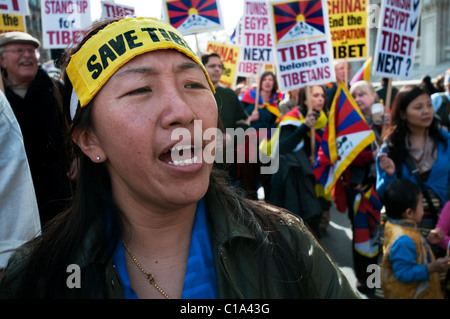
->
xmin=122 ymin=240 xmax=171 ymax=299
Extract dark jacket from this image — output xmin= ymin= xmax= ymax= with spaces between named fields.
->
xmin=3 ymin=67 xmax=70 ymax=224
xmin=270 ymin=122 xmax=323 ymax=223
xmin=0 ymin=188 xmax=359 ymax=299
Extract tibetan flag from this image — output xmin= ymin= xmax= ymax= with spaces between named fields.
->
xmin=350 ymin=57 xmax=372 ymax=87
xmin=240 ymin=88 xmax=282 ymax=119
xmin=353 ymin=184 xmax=382 ymax=258
xmin=272 ymin=0 xmax=326 ymax=43
xmin=313 ymin=81 xmax=375 ymax=195
xmin=164 ymin=0 xmax=223 ymax=35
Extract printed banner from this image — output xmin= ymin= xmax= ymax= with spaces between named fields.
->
xmin=206 ymin=41 xmax=240 ymax=88
xmin=267 ymin=0 xmax=335 ymax=91
xmin=162 ymin=0 xmax=224 ymax=36
xmin=0 ymin=0 xmax=28 ymax=15
xmin=41 ymin=0 xmax=91 ymax=49
xmin=236 ymin=0 xmax=274 ymax=77
xmin=101 ymin=1 xmax=135 ymax=19
xmin=327 ymin=0 xmax=368 ymax=60
xmin=0 ymin=13 xmax=24 ymax=33
xmin=373 ymin=0 xmax=421 ymax=79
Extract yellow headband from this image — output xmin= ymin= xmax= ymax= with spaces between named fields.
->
xmin=66 ymin=17 xmax=214 ymax=110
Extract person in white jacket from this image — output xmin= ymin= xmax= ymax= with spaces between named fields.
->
xmin=0 ymin=88 xmax=41 ymax=276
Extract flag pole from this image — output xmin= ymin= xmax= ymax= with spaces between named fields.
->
xmin=306 ymin=86 xmax=315 ymax=155
xmin=344 ymin=60 xmax=348 ymax=88
xmin=0 ymin=73 xmax=4 ymax=93
xmin=253 ymin=63 xmax=263 ymax=112
xmin=194 ymin=33 xmax=201 ymax=57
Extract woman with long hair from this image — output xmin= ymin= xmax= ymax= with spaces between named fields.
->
xmin=269 ymin=85 xmax=329 ymax=238
xmin=377 ymin=85 xmax=450 ymax=238
xmin=239 ymin=71 xmax=283 ymax=201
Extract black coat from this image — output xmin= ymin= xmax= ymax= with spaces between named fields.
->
xmin=270 ymin=123 xmax=322 ymax=223
xmin=4 ymin=67 xmax=71 ymax=224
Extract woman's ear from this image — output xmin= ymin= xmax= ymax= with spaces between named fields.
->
xmin=72 ymin=127 xmax=106 ymax=163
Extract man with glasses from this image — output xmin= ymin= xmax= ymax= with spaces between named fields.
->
xmin=0 ymin=31 xmax=71 ymax=226
xmin=201 ymin=52 xmax=249 ymax=190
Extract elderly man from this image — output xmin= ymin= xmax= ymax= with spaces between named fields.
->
xmin=325 ymin=60 xmax=351 ymax=110
xmin=0 ymin=31 xmax=71 ymax=226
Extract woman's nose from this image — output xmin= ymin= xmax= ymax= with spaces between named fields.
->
xmin=159 ymin=90 xmax=196 ymax=128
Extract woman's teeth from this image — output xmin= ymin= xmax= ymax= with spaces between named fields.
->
xmin=168 ymin=155 xmax=198 ymax=166
xmin=167 ymin=145 xmax=198 ymax=166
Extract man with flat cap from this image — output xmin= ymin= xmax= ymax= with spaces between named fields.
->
xmin=0 ymin=31 xmax=71 ymax=226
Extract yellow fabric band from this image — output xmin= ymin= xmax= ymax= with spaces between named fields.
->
xmin=66 ymin=17 xmax=214 ymax=108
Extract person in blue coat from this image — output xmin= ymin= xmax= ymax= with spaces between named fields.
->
xmin=377 ymin=85 xmax=450 ymax=233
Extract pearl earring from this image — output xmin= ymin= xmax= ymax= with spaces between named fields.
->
xmin=96 ymin=156 xmax=100 ymax=161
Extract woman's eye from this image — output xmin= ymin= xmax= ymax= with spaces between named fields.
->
xmin=186 ymin=82 xmax=205 ymax=89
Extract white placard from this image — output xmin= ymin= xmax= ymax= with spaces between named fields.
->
xmin=267 ymin=0 xmax=335 ymax=91
xmin=372 ymin=0 xmax=421 ymax=79
xmin=41 ymin=0 xmax=92 ymax=49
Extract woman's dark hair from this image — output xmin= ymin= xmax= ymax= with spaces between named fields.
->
xmin=2 ymin=17 xmax=305 ymax=298
xmin=382 ymin=85 xmax=447 ymax=167
xmin=382 ymin=179 xmax=421 ymax=219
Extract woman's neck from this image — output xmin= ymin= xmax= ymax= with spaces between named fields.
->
xmin=407 ymin=127 xmax=427 ymax=148
xmin=121 ymin=204 xmax=196 ymax=299
xmin=260 ymin=89 xmax=271 ymax=103
xmin=122 ymin=202 xmax=197 ymax=258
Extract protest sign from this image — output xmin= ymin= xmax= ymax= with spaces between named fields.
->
xmin=236 ymin=0 xmax=274 ymax=77
xmin=41 ymin=0 xmax=91 ymax=49
xmin=373 ymin=0 xmax=421 ymax=79
xmin=206 ymin=41 xmax=240 ymax=88
xmin=267 ymin=0 xmax=335 ymax=92
xmin=101 ymin=1 xmax=134 ymax=19
xmin=162 ymin=0 xmax=224 ymax=36
xmin=327 ymin=0 xmax=368 ymax=60
xmin=0 ymin=13 xmax=25 ymax=33
xmin=0 ymin=0 xmax=28 ymax=15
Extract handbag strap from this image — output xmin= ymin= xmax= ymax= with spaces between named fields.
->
xmin=404 ymin=156 xmax=438 ymax=223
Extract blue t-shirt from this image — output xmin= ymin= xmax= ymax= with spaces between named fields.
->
xmin=112 ymin=198 xmax=218 ymax=299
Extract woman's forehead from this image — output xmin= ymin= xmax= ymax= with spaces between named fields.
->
xmin=113 ymin=50 xmax=202 ymax=77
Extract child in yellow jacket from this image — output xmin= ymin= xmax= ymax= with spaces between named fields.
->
xmin=381 ymin=179 xmax=450 ymax=299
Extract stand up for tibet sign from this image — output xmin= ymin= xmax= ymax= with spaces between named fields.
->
xmin=237 ymin=0 xmax=274 ymax=77
xmin=373 ymin=0 xmax=421 ymax=79
xmin=328 ymin=0 xmax=368 ymax=60
xmin=267 ymin=0 xmax=335 ymax=92
xmin=41 ymin=0 xmax=91 ymax=49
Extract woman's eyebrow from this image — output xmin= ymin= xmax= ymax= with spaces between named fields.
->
xmin=114 ymin=67 xmax=153 ymax=78
xmin=175 ymin=61 xmax=203 ymax=72
xmin=113 ymin=61 xmax=203 ymax=78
